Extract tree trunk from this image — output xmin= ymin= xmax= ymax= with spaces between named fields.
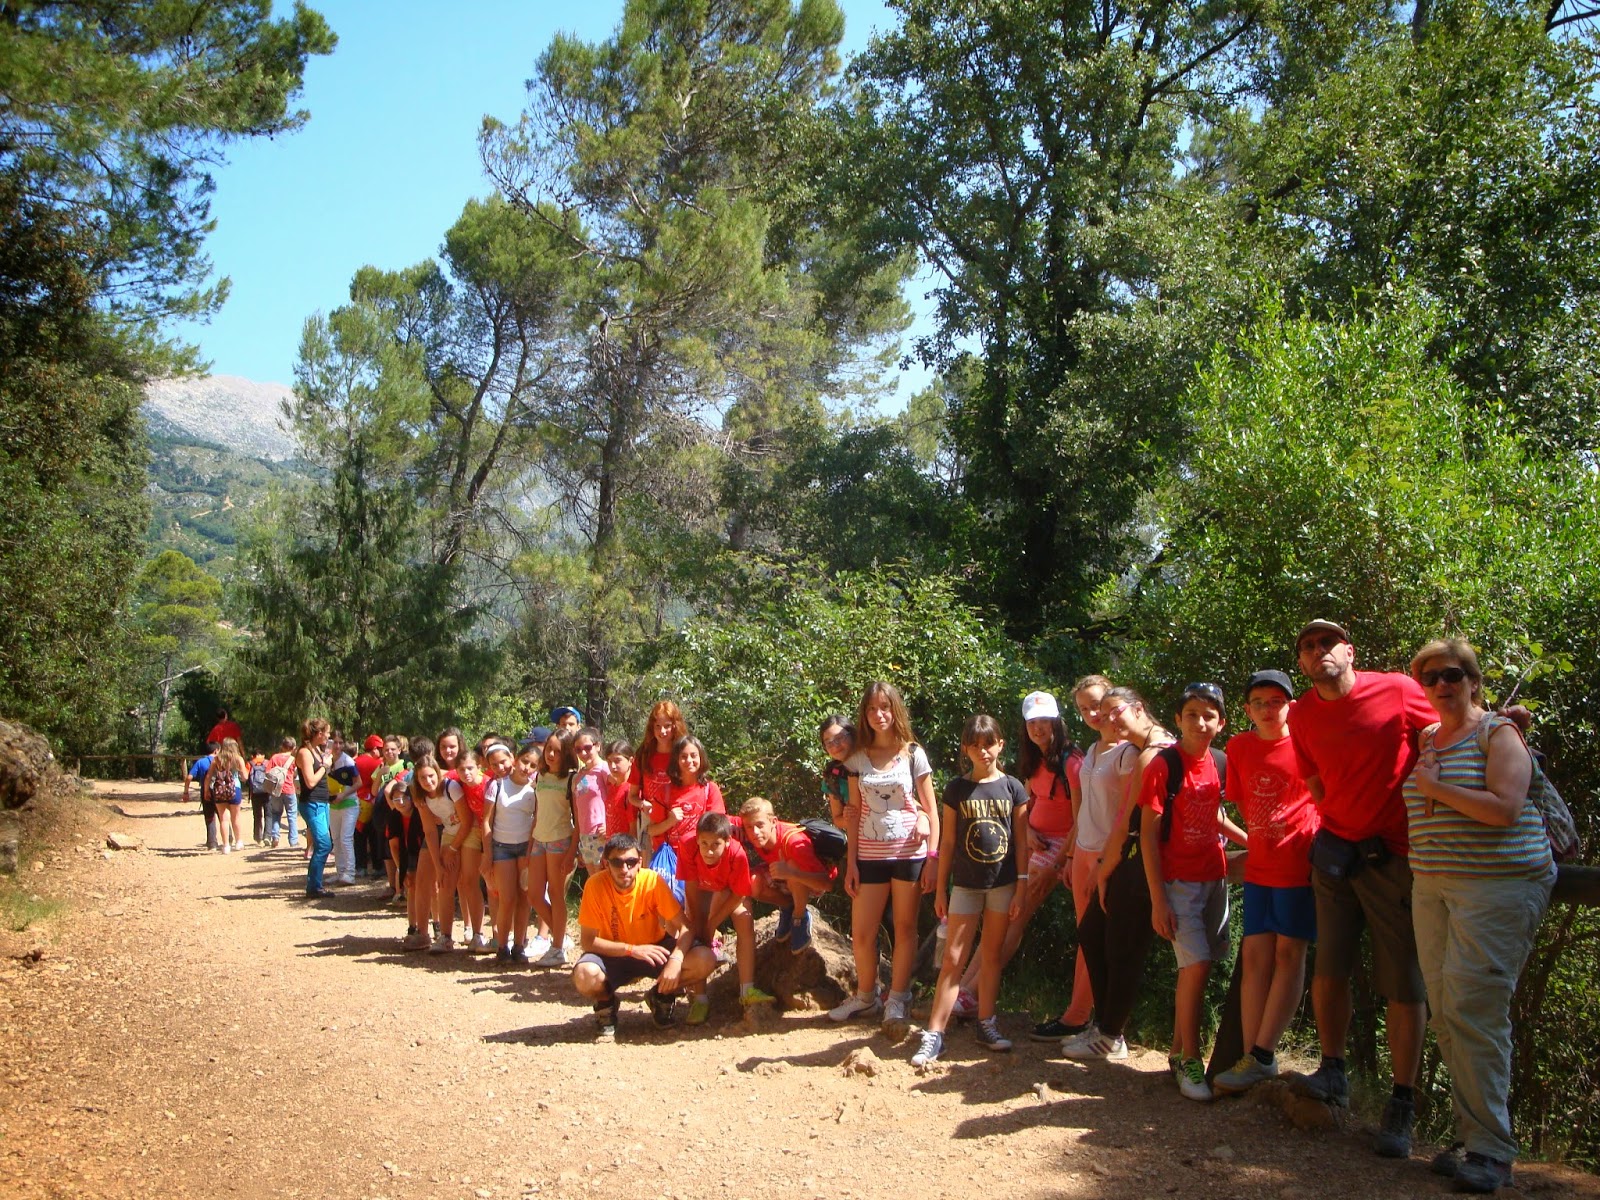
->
xmin=150 ymin=651 xmax=175 ymax=757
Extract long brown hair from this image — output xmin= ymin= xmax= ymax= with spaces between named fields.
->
xmin=639 ymin=700 xmax=688 ymax=756
xmin=856 ymin=681 xmax=915 ymax=749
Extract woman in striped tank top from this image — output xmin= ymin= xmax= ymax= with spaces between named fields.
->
xmin=1404 ymin=638 xmax=1554 ymax=1195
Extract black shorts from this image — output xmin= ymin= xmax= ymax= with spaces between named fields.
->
xmin=856 ymin=858 xmax=925 ymax=885
xmin=576 ymin=937 xmax=675 ymax=997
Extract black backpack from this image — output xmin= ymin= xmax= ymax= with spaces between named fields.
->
xmin=798 ymin=817 xmax=848 ymax=865
xmin=1156 ymin=744 xmax=1227 ymax=843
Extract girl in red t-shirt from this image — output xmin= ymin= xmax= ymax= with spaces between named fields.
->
xmin=602 ymin=739 xmax=636 ymax=838
xmin=626 ymin=701 xmax=687 ymax=845
xmin=647 ymin=735 xmax=726 ymax=857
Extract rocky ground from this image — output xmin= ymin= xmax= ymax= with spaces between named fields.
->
xmin=1 ymin=779 xmax=1595 ymax=1200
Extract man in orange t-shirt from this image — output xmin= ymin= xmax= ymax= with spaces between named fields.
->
xmin=572 ymin=833 xmax=715 ymax=1038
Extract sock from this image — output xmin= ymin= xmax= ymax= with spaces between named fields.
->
xmin=740 ymin=983 xmax=753 ymax=998
xmin=1251 ymin=1045 xmax=1275 ymax=1065
xmin=1321 ymin=1055 xmax=1346 ymax=1072
xmin=1392 ymin=1083 xmax=1415 ymax=1104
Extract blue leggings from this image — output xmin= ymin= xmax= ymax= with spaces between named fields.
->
xmin=302 ymin=802 xmax=332 ymax=892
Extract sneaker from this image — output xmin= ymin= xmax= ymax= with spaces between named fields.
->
xmin=403 ymin=930 xmax=429 ymax=951
xmin=510 ymin=943 xmax=532 ymax=965
xmin=1290 ymin=1059 xmax=1351 ymax=1108
xmin=1214 ymin=1052 xmax=1277 ymax=1095
xmin=1452 ymin=1152 xmax=1513 ymax=1194
xmin=881 ymin=991 xmax=911 ymax=1040
xmin=953 ymin=988 xmax=979 ymax=1021
xmin=471 ymin=931 xmax=495 ymax=953
xmin=741 ymin=985 xmax=776 ymax=1008
xmin=975 ymin=1016 xmax=1012 ymax=1052
xmin=1062 ymin=1029 xmax=1128 ymax=1061
xmin=828 ymin=991 xmax=882 ymax=1022
xmin=1374 ymin=1095 xmax=1415 ymax=1158
xmin=686 ymin=996 xmax=711 ymax=1025
xmin=910 ymin=1029 xmax=945 ymax=1068
xmin=528 ymin=935 xmax=552 ymax=960
xmin=495 ymin=944 xmax=513 ymax=964
xmin=647 ymin=987 xmax=677 ymax=1028
xmin=593 ymin=1000 xmax=618 ymax=1041
xmin=333 ymin=876 xmax=356 ymax=887
xmin=774 ymin=907 xmax=794 ymax=939
xmin=788 ymin=908 xmax=813 ymax=953
xmin=1030 ymin=1016 xmax=1089 ymax=1043
xmin=1177 ymin=1057 xmax=1213 ymax=1102
xmin=1431 ymin=1144 xmax=1466 ymax=1178
xmin=220 ymin=842 xmax=231 ymax=855
xmin=537 ymin=943 xmax=567 ymax=968
xmin=428 ymin=934 xmax=454 ymax=954
xmin=1168 ymin=1054 xmax=1184 ymax=1082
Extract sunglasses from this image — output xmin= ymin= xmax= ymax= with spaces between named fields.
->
xmin=1298 ymin=633 xmax=1345 ymax=654
xmin=574 ymin=742 xmax=597 ymax=754
xmin=1182 ymin=681 xmax=1225 ymax=707
xmin=1418 ymin=665 xmax=1469 ymax=687
xmin=606 ymin=856 xmax=642 ymax=869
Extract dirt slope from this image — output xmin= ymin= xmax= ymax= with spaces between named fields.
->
xmin=0 ymin=781 xmax=1591 ymax=1200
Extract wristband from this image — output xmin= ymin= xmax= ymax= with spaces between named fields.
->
xmin=1016 ymin=873 xmax=1030 ymax=880
xmin=925 ymin=851 xmax=939 ymax=861
xmin=625 ymin=944 xmax=634 ymax=958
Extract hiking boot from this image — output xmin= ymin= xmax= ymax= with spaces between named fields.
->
xmin=1452 ymin=1152 xmax=1513 ymax=1194
xmin=686 ymin=996 xmax=711 ymax=1025
xmin=1030 ymin=1016 xmax=1089 ymax=1042
xmin=647 ymin=986 xmax=678 ymax=1028
xmin=788 ymin=908 xmax=813 ymax=953
xmin=1432 ymin=1143 xmax=1466 ymax=1178
xmin=1214 ymin=1052 xmax=1277 ymax=1095
xmin=828 ymin=990 xmax=881 ymax=1022
xmin=1290 ymin=1059 xmax=1351 ymax=1107
xmin=593 ymin=1000 xmax=618 ymax=1041
xmin=910 ymin=1029 xmax=944 ymax=1068
xmin=1374 ymin=1095 xmax=1415 ymax=1158
xmin=1061 ymin=1028 xmax=1128 ymax=1061
xmin=1178 ymin=1057 xmax=1213 ymax=1102
xmin=881 ymin=991 xmax=912 ymax=1041
xmin=975 ymin=1016 xmax=1012 ymax=1052
xmin=774 ymin=907 xmax=794 ymax=940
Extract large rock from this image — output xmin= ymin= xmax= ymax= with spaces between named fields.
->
xmin=706 ymin=910 xmax=883 ymax=1014
xmin=0 ymin=720 xmax=52 ymax=811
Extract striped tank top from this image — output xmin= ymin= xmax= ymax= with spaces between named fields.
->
xmin=1403 ymin=713 xmax=1551 ymax=878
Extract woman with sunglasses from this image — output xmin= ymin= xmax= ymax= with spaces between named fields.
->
xmin=1060 ymin=686 xmax=1175 ymax=1062
xmin=1403 ymin=639 xmax=1554 ymax=1195
xmin=569 ymin=726 xmax=611 ymax=875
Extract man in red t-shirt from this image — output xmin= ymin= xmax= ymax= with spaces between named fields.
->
xmin=734 ymin=798 xmax=837 ymax=952
xmin=205 ymin=710 xmax=243 ymax=749
xmin=1287 ymin=620 xmax=1436 ymax=1158
xmin=676 ymin=812 xmax=774 ymax=1021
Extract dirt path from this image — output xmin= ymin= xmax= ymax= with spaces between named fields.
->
xmin=0 ymin=782 xmax=1591 ymax=1200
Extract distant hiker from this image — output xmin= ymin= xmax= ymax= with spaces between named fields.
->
xmin=206 ymin=709 xmax=243 ymax=748
xmin=206 ymin=737 xmax=249 ymax=854
xmin=295 ymin=718 xmax=335 ymax=898
xmin=184 ymin=741 xmax=224 ymax=850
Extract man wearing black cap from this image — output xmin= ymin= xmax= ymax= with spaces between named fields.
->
xmin=1288 ymin=620 xmax=1436 ymax=1158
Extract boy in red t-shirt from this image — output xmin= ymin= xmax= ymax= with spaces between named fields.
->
xmin=1214 ymin=669 xmax=1320 ymax=1096
xmin=676 ymin=812 xmax=775 ymax=1021
xmin=736 ymin=797 xmax=836 ymax=952
xmin=1139 ymin=682 xmax=1248 ymax=1102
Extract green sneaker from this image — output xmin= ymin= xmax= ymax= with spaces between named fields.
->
xmin=1214 ymin=1052 xmax=1277 ymax=1095
xmin=686 ymin=996 xmax=711 ymax=1025
xmin=741 ymin=985 xmax=776 ymax=1007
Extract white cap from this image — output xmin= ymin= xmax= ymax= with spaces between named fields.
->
xmin=1021 ymin=691 xmax=1060 ymax=722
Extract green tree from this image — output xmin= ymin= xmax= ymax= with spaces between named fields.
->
xmin=128 ymin=549 xmax=227 ymax=755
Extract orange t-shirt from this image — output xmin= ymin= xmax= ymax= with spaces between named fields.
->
xmin=578 ymin=867 xmax=682 ymax=946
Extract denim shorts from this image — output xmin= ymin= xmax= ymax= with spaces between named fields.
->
xmin=491 ymin=839 xmax=529 ymax=863
xmin=1242 ymin=881 xmax=1317 ymax=941
xmin=528 ymin=835 xmax=573 ymax=858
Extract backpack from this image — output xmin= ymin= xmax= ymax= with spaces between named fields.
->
xmin=247 ymin=761 xmax=269 ymax=793
xmin=1472 ymin=715 xmax=1581 ymax=862
xmin=799 ymin=817 xmax=849 ymax=865
xmin=1156 ymin=745 xmax=1227 ymax=843
xmin=264 ymin=763 xmax=288 ymax=792
xmin=207 ymin=766 xmax=235 ymax=805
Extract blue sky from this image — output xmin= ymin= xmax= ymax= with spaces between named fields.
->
xmin=172 ymin=0 xmax=929 ymax=406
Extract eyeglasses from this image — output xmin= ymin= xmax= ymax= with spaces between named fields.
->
xmin=1298 ymin=633 xmax=1345 ymax=654
xmin=822 ymin=732 xmax=851 ymax=750
xmin=1418 ymin=665 xmax=1469 ymax=687
xmin=1105 ymin=702 xmax=1131 ymax=721
xmin=606 ymin=856 xmax=641 ymax=869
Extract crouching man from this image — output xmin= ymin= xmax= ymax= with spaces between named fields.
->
xmin=571 ymin=833 xmax=717 ymax=1039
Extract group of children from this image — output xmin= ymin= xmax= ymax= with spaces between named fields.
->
xmin=240 ymin=669 xmax=1318 ymax=1105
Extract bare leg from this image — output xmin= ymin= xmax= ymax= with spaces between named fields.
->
xmin=1258 ymin=936 xmax=1309 ymax=1052
xmin=929 ymin=913 xmax=979 ymax=1033
xmin=457 ymin=843 xmax=484 ymax=938
xmin=1175 ymin=961 xmax=1212 ymax=1061
xmin=974 ymin=904 xmax=1011 ymax=1020
xmin=1239 ymin=932 xmax=1276 ymax=1052
xmin=961 ymin=873 xmax=1053 ymax=993
xmin=849 ymin=882 xmax=890 ymax=998
xmin=888 ymin=877 xmax=922 ymax=993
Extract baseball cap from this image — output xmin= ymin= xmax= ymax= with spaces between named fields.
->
xmin=1296 ymin=619 xmax=1350 ymax=648
xmin=1243 ymin=669 xmax=1295 ymax=701
xmin=549 ymin=705 xmax=583 ymax=724
xmin=1179 ymin=681 xmax=1226 ymax=712
xmin=363 ymin=734 xmax=384 ymax=752
xmin=1021 ymin=691 xmax=1060 ymax=722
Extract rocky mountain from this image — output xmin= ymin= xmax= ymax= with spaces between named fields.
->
xmin=142 ymin=374 xmax=298 ymax=459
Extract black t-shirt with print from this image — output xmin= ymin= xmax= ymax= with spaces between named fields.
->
xmin=941 ymin=774 xmax=1029 ymax=890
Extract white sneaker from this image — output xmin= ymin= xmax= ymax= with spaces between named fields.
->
xmin=537 ymin=944 xmax=567 ymax=967
xmin=528 ymin=935 xmax=553 ymax=960
xmin=428 ymin=934 xmax=454 ymax=954
xmin=1177 ymin=1057 xmax=1213 ymax=1101
xmin=220 ymin=842 xmax=231 ymax=855
xmin=1062 ymin=1028 xmax=1128 ymax=1061
xmin=471 ymin=931 xmax=495 ymax=953
xmin=828 ymin=991 xmax=882 ymax=1022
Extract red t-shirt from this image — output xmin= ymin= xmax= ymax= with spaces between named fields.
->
xmin=457 ymin=776 xmax=488 ymax=820
xmin=1224 ymin=730 xmax=1319 ymax=888
xmin=675 ymin=835 xmax=753 ymax=896
xmin=651 ymin=780 xmax=725 ymax=853
xmin=354 ymin=752 xmax=381 ymax=801
xmin=1138 ymin=746 xmax=1226 ymax=883
xmin=604 ymin=777 xmax=634 ymax=838
xmin=1026 ymin=758 xmax=1078 ymax=840
xmin=1291 ymin=671 xmax=1436 ymax=854
xmin=206 ymin=719 xmax=243 ymax=748
xmin=732 ymin=816 xmax=835 ymax=881
xmin=629 ymin=752 xmax=672 ymax=828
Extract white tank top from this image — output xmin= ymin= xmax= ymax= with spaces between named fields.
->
xmin=490 ymin=775 xmax=537 ymax=844
xmin=1074 ymin=739 xmax=1135 ymax=853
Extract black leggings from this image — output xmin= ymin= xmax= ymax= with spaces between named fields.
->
xmin=1078 ymin=851 xmax=1156 ymax=1039
xmin=250 ymin=792 xmax=268 ymax=842
xmin=201 ymin=795 xmax=218 ymax=846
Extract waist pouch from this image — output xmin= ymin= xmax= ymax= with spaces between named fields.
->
xmin=1310 ymin=828 xmax=1391 ymax=880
